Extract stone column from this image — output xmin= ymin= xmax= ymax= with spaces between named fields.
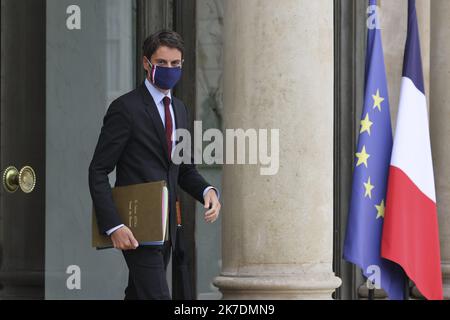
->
xmin=213 ymin=0 xmax=341 ymax=299
xmin=430 ymin=0 xmax=450 ymax=300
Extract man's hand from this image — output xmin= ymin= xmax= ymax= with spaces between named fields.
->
xmin=204 ymin=189 xmax=221 ymax=223
xmin=110 ymin=226 xmax=139 ymax=250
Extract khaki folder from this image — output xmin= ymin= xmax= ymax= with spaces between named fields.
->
xmin=92 ymin=181 xmax=169 ymax=248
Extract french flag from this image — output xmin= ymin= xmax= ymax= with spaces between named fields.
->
xmin=381 ymin=0 xmax=443 ymax=300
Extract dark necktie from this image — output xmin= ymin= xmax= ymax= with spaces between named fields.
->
xmin=163 ymin=96 xmax=173 ymax=160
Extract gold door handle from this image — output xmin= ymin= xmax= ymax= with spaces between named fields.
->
xmin=2 ymin=166 xmax=36 ymax=194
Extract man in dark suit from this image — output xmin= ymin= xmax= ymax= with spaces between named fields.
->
xmin=88 ymin=30 xmax=221 ymax=300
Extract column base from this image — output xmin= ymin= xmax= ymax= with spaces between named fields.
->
xmin=213 ymin=265 xmax=341 ymax=300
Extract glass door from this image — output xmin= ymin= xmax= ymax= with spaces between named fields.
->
xmin=45 ymin=0 xmax=136 ymax=299
xmin=0 ymin=0 xmax=138 ymax=299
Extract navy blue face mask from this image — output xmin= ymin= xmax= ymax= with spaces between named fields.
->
xmin=146 ymin=57 xmax=182 ymax=90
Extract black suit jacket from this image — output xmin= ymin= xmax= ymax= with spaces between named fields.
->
xmin=88 ymin=82 xmax=210 ymax=248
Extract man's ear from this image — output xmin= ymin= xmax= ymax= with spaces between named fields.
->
xmin=142 ymin=56 xmax=150 ymax=74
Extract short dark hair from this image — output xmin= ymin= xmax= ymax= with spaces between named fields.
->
xmin=143 ymin=30 xmax=184 ymax=60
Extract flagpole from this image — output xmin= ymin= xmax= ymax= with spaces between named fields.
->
xmin=404 ymin=275 xmax=410 ymax=300
xmin=366 ymin=275 xmax=375 ymax=300
xmin=368 ymin=289 xmax=375 ymax=300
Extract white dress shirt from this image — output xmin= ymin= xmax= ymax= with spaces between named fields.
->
xmin=106 ymin=80 xmax=218 ymax=236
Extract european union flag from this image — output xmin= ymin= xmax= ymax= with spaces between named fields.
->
xmin=343 ymin=0 xmax=406 ymax=300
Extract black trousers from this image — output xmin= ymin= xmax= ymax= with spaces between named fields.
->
xmin=122 ymin=241 xmax=172 ymax=300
